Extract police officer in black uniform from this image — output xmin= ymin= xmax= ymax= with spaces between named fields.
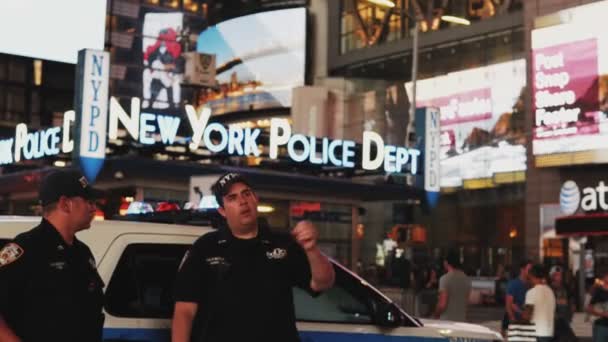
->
xmin=0 ymin=170 xmax=105 ymax=342
xmin=172 ymin=173 xmax=335 ymax=342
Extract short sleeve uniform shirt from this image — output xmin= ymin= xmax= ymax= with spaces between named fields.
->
xmin=0 ymin=219 xmax=105 ymax=342
xmin=174 ymin=225 xmax=316 ymax=342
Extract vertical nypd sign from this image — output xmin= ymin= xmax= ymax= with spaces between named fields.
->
xmin=415 ymin=107 xmax=441 ymax=209
xmin=74 ymin=49 xmax=109 ymax=183
xmin=424 ymin=107 xmax=440 ymax=208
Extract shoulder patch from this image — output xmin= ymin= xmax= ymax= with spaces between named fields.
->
xmin=0 ymin=243 xmax=24 ymax=267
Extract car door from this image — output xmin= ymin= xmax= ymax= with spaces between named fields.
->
xmin=97 ymin=233 xmax=196 ymax=342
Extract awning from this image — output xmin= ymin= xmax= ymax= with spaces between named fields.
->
xmin=555 ymin=213 xmax=608 ymax=236
xmin=101 ymin=158 xmax=424 ymax=203
xmin=0 ymin=157 xmax=424 ymax=204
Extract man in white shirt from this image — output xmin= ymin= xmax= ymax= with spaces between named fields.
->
xmin=522 ymin=264 xmax=556 ymax=342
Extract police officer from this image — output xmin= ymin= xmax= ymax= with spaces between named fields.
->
xmin=0 ymin=170 xmax=105 ymax=342
xmin=172 ymin=173 xmax=335 ymax=342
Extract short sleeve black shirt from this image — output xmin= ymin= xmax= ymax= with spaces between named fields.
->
xmin=591 ymin=286 xmax=608 ymax=326
xmin=174 ymin=225 xmax=315 ymax=342
xmin=0 ymin=219 xmax=105 ymax=342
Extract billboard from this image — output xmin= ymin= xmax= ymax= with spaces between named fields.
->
xmin=196 ymin=8 xmax=306 ymax=115
xmin=142 ymin=13 xmax=185 ymax=110
xmin=407 ymin=59 xmax=527 ymax=188
xmin=0 ymin=0 xmax=106 ymax=64
xmin=531 ymin=1 xmax=608 ymax=159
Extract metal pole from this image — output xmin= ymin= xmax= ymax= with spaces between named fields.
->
xmin=579 ymin=246 xmax=587 ymax=312
xmin=408 ymin=21 xmax=419 ymax=147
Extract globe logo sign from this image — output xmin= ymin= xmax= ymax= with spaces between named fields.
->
xmin=560 ymin=180 xmax=580 ymax=215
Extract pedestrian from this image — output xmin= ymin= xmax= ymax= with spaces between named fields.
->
xmin=420 ymin=266 xmax=439 ymax=317
xmin=0 ymin=170 xmax=105 ymax=342
xmin=495 ymin=263 xmax=508 ymax=305
xmin=522 ymin=264 xmax=556 ymax=342
xmin=172 ymin=173 xmax=335 ymax=342
xmin=503 ymin=260 xmax=533 ymax=337
xmin=549 ymin=266 xmax=577 ymax=342
xmin=586 ymin=271 xmax=608 ymax=342
xmin=425 ymin=267 xmax=439 ymax=290
xmin=432 ymin=249 xmax=471 ymax=321
xmin=550 ymin=266 xmax=576 ymax=321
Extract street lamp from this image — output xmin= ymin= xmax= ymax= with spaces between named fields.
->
xmin=407 ymin=13 xmax=470 ymax=146
xmin=366 ymin=0 xmax=396 ymax=8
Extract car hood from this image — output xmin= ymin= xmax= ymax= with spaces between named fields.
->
xmin=418 ymin=318 xmax=502 ymax=341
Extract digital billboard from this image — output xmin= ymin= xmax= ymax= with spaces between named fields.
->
xmin=0 ymin=0 xmax=106 ymax=64
xmin=532 ymin=1 xmax=608 ymax=161
xmin=142 ymin=13 xmax=185 ymax=111
xmin=196 ymin=8 xmax=306 ymax=115
xmin=407 ymin=59 xmax=527 ymax=188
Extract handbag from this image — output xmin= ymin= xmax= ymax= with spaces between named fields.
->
xmin=506 ymin=323 xmax=536 ymax=342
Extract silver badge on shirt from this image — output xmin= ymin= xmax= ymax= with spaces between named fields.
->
xmin=266 ymin=248 xmax=287 ymax=260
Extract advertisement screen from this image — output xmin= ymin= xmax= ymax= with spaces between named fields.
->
xmin=532 ymin=1 xmax=608 ymax=158
xmin=0 ymin=0 xmax=106 ymax=64
xmin=142 ymin=13 xmax=185 ymax=111
xmin=196 ymin=8 xmax=306 ymax=115
xmin=407 ymin=59 xmax=527 ymax=188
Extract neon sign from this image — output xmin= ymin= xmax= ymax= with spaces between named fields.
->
xmin=1 ymin=97 xmax=421 ymax=174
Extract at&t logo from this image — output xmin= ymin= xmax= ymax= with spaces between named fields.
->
xmin=559 ymin=180 xmax=608 ymax=215
xmin=560 ymin=180 xmax=580 ymax=215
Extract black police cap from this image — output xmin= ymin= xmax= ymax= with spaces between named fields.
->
xmin=211 ymin=173 xmax=252 ymax=207
xmin=39 ymin=170 xmax=104 ymax=206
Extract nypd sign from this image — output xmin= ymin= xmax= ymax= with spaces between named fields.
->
xmin=0 ymin=110 xmax=74 ymax=165
xmin=108 ymin=99 xmax=421 ymax=174
xmin=1 ymin=97 xmax=421 ymax=175
xmin=424 ymin=108 xmax=440 ymax=206
xmin=74 ymin=49 xmax=110 ymax=182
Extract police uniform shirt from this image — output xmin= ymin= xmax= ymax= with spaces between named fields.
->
xmin=0 ymin=219 xmax=105 ymax=342
xmin=174 ymin=224 xmax=317 ymax=342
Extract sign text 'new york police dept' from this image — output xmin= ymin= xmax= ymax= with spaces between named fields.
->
xmin=1 ymin=97 xmax=421 ymax=174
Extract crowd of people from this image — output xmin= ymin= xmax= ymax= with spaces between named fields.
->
xmin=502 ymin=260 xmax=608 ymax=342
xmin=367 ymin=250 xmax=608 ymax=342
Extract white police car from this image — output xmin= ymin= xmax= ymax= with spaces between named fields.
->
xmin=0 ymin=216 xmax=501 ymax=342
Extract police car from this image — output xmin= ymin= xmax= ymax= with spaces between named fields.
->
xmin=0 ymin=216 xmax=502 ymax=342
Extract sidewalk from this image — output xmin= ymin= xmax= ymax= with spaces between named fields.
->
xmin=468 ymin=306 xmax=592 ymax=341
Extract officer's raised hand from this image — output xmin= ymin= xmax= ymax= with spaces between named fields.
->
xmin=291 ymin=220 xmax=319 ymax=251
xmin=291 ymin=220 xmax=335 ymax=292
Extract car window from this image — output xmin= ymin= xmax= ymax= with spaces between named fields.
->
xmin=294 ymin=265 xmax=372 ymax=323
xmin=105 ymin=243 xmax=190 ymax=318
xmin=293 ymin=285 xmax=372 ymax=323
xmin=294 ymin=264 xmax=417 ymax=326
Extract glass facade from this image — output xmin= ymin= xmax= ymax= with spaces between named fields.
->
xmin=340 ymin=0 xmax=523 ymax=55
xmin=328 ymin=0 xmax=528 ymax=286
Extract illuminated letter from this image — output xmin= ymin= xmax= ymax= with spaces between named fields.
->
xmin=270 ymin=118 xmax=291 ymax=159
xmin=362 ymin=131 xmax=384 ymax=170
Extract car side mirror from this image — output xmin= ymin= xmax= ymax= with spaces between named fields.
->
xmin=375 ymin=303 xmax=403 ymax=328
